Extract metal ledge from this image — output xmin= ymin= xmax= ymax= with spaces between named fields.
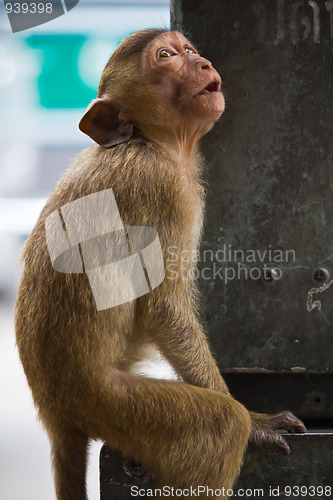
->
xmin=100 ymin=431 xmax=333 ymax=499
xmin=235 ymin=432 xmax=333 ymax=496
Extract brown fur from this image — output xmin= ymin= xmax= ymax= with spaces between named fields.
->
xmin=15 ymin=29 xmax=305 ymax=500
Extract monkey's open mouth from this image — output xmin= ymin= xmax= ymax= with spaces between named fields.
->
xmin=198 ymin=81 xmax=220 ymax=95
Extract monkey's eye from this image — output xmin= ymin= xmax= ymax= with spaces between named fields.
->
xmin=185 ymin=46 xmax=197 ymax=54
xmin=158 ymin=48 xmax=174 ymax=58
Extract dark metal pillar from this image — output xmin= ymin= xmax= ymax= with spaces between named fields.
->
xmin=171 ymin=0 xmax=333 ymax=419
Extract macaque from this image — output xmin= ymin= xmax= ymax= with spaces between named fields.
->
xmin=15 ymin=29 xmax=306 ymax=500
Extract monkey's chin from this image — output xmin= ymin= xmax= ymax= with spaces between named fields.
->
xmin=195 ymin=93 xmax=225 ymax=122
xmin=197 ymin=91 xmax=225 ymax=109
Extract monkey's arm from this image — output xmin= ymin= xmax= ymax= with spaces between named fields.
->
xmin=149 ymin=296 xmax=306 ymax=453
xmin=149 ymin=297 xmax=230 ymax=394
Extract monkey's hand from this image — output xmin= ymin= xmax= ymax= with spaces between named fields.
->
xmin=249 ymin=411 xmax=307 ymax=455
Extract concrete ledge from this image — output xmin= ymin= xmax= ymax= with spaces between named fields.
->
xmin=100 ymin=432 xmax=333 ymax=499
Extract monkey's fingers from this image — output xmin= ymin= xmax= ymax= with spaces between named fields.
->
xmin=272 ymin=432 xmax=291 ymax=456
xmin=250 ymin=426 xmax=291 ymax=455
xmin=267 ymin=411 xmax=307 ymax=434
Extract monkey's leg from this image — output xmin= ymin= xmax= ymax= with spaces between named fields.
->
xmin=85 ymin=371 xmax=251 ymax=499
xmin=51 ymin=428 xmax=89 ymax=500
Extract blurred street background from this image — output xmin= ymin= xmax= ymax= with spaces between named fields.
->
xmin=0 ymin=1 xmax=170 ymax=499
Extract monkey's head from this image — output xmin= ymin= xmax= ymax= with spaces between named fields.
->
xmin=79 ymin=29 xmax=225 ymax=152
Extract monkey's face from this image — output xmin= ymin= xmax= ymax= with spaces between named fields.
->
xmin=79 ymin=30 xmax=225 ymax=149
xmin=144 ymin=32 xmax=225 ymax=131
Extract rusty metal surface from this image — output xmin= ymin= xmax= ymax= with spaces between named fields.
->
xmin=100 ymin=433 xmax=333 ymax=499
xmin=171 ymin=0 xmax=333 ymax=373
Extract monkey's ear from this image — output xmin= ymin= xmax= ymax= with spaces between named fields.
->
xmin=79 ymin=98 xmax=134 ymax=148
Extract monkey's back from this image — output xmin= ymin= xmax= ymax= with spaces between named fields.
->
xmin=15 ymin=138 xmax=204 ymax=421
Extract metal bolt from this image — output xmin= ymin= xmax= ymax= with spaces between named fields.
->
xmin=263 ymin=267 xmax=281 ymax=282
xmin=123 ymin=459 xmax=148 ymax=479
xmin=314 ymin=268 xmax=330 ymax=283
xmin=123 ymin=460 xmax=145 ymax=476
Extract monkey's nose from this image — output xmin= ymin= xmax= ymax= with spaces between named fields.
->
xmin=198 ymin=57 xmax=213 ymax=70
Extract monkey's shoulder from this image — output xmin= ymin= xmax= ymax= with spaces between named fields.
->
xmin=24 ymin=138 xmax=203 ymax=262
xmin=49 ymin=139 xmax=201 ymax=210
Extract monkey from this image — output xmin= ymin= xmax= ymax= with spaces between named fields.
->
xmin=15 ymin=29 xmax=306 ymax=500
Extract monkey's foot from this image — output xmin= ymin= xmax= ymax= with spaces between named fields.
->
xmin=249 ymin=411 xmax=307 ymax=455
